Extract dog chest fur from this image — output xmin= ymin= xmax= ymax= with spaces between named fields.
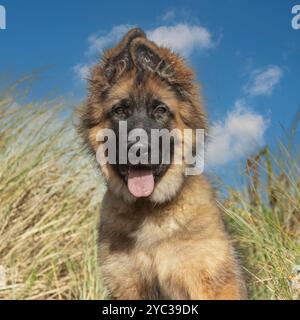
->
xmin=98 ymin=175 xmax=247 ymax=299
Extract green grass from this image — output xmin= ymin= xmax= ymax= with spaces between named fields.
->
xmin=0 ymin=84 xmax=299 ymax=299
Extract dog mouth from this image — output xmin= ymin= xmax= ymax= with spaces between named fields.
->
xmin=116 ymin=164 xmax=167 ymax=198
xmin=113 ymin=138 xmax=173 ymax=198
xmin=127 ymin=167 xmax=155 ymax=198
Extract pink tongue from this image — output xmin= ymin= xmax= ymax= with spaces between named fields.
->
xmin=127 ymin=169 xmax=155 ymax=198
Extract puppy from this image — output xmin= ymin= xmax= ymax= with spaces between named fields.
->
xmin=78 ymin=28 xmax=247 ymax=299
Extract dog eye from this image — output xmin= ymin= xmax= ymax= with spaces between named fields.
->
xmin=153 ymin=104 xmax=168 ymax=115
xmin=114 ymin=106 xmax=125 ymax=115
xmin=111 ymin=104 xmax=128 ymax=118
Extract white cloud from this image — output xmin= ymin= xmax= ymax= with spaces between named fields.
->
xmin=73 ymin=63 xmax=92 ymax=81
xmin=74 ymin=23 xmax=216 ymax=80
xmin=245 ymin=65 xmax=283 ymax=96
xmin=162 ymin=10 xmax=176 ymax=22
xmin=87 ymin=23 xmax=216 ymax=58
xmin=74 ymin=24 xmax=134 ymax=81
xmin=147 ymin=24 xmax=215 ymax=57
xmin=206 ymin=100 xmax=268 ymax=166
xmin=87 ymin=24 xmax=134 ymax=56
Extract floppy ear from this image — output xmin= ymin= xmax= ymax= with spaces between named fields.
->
xmin=101 ymin=28 xmax=146 ymax=84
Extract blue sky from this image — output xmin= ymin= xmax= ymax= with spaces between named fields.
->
xmin=0 ymin=0 xmax=299 ymax=186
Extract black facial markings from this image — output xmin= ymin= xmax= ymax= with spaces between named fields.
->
xmin=110 ymin=99 xmax=131 ymax=121
xmin=106 ymin=92 xmax=175 ymax=181
xmin=150 ymin=99 xmax=173 ymax=125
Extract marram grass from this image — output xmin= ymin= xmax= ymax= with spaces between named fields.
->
xmin=0 ymin=90 xmax=299 ymax=299
xmin=222 ymin=144 xmax=300 ymax=300
xmin=0 ymin=94 xmax=106 ymax=299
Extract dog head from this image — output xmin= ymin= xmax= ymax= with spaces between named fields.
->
xmin=78 ymin=28 xmax=206 ymax=203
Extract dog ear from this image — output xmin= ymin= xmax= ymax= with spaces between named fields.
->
xmin=130 ymin=37 xmax=176 ymax=79
xmin=130 ymin=38 xmax=195 ymax=101
xmin=102 ymin=28 xmax=146 ymax=84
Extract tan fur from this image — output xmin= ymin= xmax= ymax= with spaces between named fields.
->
xmin=78 ymin=28 xmax=247 ymax=300
xmin=99 ymin=175 xmax=246 ymax=299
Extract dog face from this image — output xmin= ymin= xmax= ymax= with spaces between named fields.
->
xmin=78 ymin=28 xmax=206 ymax=203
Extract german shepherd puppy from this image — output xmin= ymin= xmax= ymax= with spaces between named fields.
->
xmin=78 ymin=28 xmax=247 ymax=299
